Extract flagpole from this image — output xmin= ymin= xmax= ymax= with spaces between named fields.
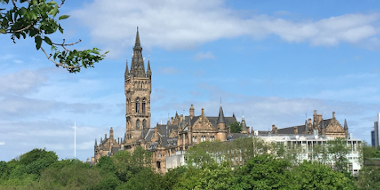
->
xmin=74 ymin=122 xmax=76 ymax=159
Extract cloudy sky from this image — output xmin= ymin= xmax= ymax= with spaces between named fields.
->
xmin=1 ymin=0 xmax=380 ymax=161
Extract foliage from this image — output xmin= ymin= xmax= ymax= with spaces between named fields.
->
xmin=362 ymin=143 xmax=380 ymax=159
xmin=326 ymin=138 xmax=350 ymax=172
xmin=293 ymin=161 xmax=355 ymax=190
xmin=232 ymin=154 xmax=292 ymax=189
xmin=356 ymin=166 xmax=380 ymax=190
xmin=229 ymin=121 xmax=242 ymax=133
xmin=0 ymin=0 xmax=108 ymax=73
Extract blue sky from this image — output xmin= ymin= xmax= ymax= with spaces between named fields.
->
xmin=1 ymin=0 xmax=380 ymax=161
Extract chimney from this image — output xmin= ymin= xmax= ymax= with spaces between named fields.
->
xmin=294 ymin=127 xmax=298 ymax=134
xmin=332 ymin=111 xmax=335 ymax=118
xmin=201 ymin=108 xmax=204 ymax=116
xmin=105 ymin=134 xmax=107 ymax=139
xmin=190 ymin=104 xmax=194 ymax=118
xmin=308 ymin=118 xmax=311 ymax=124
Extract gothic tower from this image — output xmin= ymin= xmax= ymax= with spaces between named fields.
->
xmin=124 ymin=28 xmax=152 ymax=145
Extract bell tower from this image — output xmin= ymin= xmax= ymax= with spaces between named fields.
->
xmin=125 ymin=27 xmax=152 ymax=144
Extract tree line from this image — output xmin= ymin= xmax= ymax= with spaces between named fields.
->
xmin=0 ymin=139 xmax=379 ymax=189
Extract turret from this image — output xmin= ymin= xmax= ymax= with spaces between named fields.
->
xmin=110 ymin=127 xmax=114 ymax=139
xmin=189 ymin=104 xmax=194 ymax=118
xmin=217 ymin=106 xmax=225 ymax=130
xmin=241 ymin=116 xmax=247 ymax=133
xmin=216 ymin=105 xmax=227 ymax=141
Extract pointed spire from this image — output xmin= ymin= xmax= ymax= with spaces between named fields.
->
xmin=95 ymin=138 xmax=97 ymax=146
xmin=304 ymin=119 xmax=308 ymax=131
xmin=217 ymin=106 xmax=225 ymax=124
xmin=131 ymin=27 xmax=146 ymax=77
xmin=147 ymin=59 xmax=152 ymax=76
xmin=134 ymin=26 xmax=141 ymax=48
xmin=344 ymin=119 xmax=348 ymax=130
xmin=125 ymin=59 xmax=129 ymax=77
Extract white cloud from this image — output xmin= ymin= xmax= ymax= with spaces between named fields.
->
xmin=0 ymin=70 xmax=47 ymax=95
xmin=158 ymin=67 xmax=181 ymax=75
xmin=194 ymin=52 xmax=215 ymax=61
xmin=0 ymin=142 xmax=4 ymax=145
xmin=71 ymin=0 xmax=380 ymax=57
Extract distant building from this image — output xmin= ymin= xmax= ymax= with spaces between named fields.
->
xmin=372 ymin=113 xmax=380 ymax=147
xmin=92 ymin=28 xmax=360 ymax=174
xmin=371 ymin=130 xmax=375 ymax=147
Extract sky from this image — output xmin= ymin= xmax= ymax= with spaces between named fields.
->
xmin=1 ymin=0 xmax=380 ymax=162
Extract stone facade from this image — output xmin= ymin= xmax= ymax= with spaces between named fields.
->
xmin=93 ymin=29 xmax=248 ymax=173
xmin=269 ymin=110 xmax=349 ymax=138
xmin=93 ymin=29 xmax=350 ymax=173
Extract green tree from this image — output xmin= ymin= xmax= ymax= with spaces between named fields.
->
xmin=326 ymin=138 xmax=350 ymax=173
xmin=0 ymin=0 xmax=108 ymax=73
xmin=356 ymin=166 xmax=380 ymax=190
xmin=293 ymin=161 xmax=355 ymax=190
xmin=229 ymin=121 xmax=242 ymax=133
xmin=232 ymin=154 xmax=293 ymax=189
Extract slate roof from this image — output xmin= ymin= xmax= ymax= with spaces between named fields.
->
xmin=276 ymin=119 xmax=334 ymax=135
xmin=228 ymin=133 xmax=249 ymax=140
xmin=144 ymin=129 xmax=154 ymax=141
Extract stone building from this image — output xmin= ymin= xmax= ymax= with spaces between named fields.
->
xmin=93 ymin=28 xmax=350 ymax=173
xmin=93 ymin=28 xmax=250 ymax=173
xmin=269 ymin=110 xmax=349 ymax=138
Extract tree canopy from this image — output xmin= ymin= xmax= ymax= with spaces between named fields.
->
xmin=0 ymin=0 xmax=108 ymax=73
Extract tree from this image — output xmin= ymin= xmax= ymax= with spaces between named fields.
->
xmin=293 ymin=161 xmax=355 ymax=190
xmin=0 ymin=0 xmax=108 ymax=73
xmin=229 ymin=121 xmax=242 ymax=133
xmin=232 ymin=154 xmax=293 ymax=189
xmin=326 ymin=138 xmax=350 ymax=173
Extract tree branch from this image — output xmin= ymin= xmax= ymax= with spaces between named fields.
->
xmin=40 ymin=46 xmax=80 ymax=70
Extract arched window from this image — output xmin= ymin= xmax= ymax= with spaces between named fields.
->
xmin=135 ymin=99 xmax=139 ymax=113
xmin=143 ymin=120 xmax=146 ymax=129
xmin=142 ymin=98 xmax=146 ymax=113
xmin=136 ymin=120 xmax=140 ymax=130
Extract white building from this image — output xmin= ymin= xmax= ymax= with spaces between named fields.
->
xmin=166 ymin=134 xmax=362 ymax=175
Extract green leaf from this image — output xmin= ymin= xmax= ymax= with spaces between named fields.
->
xmin=48 ymin=5 xmax=59 ymax=17
xmin=58 ymin=15 xmax=70 ymax=20
xmin=35 ymin=36 xmax=42 ymax=50
xmin=43 ymin=36 xmax=52 ymax=45
xmin=19 ymin=7 xmax=27 ymax=15
xmin=58 ymin=25 xmax=64 ymax=34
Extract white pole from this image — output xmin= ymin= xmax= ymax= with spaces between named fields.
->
xmin=74 ymin=122 xmax=76 ymax=159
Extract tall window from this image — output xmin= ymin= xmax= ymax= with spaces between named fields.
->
xmin=143 ymin=120 xmax=146 ymax=129
xmin=135 ymin=99 xmax=139 ymax=113
xmin=136 ymin=120 xmax=140 ymax=130
xmin=142 ymin=99 xmax=146 ymax=113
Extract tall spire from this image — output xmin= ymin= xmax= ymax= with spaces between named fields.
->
xmin=217 ymin=106 xmax=225 ymax=124
xmin=95 ymin=138 xmax=97 ymax=146
xmin=130 ymin=27 xmax=146 ymax=77
xmin=134 ymin=26 xmax=141 ymax=48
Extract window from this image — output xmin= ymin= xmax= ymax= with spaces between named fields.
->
xmin=136 ymin=120 xmax=140 ymax=130
xmin=201 ymin=136 xmax=206 ymax=142
xmin=210 ymin=136 xmax=215 ymax=142
xmin=143 ymin=120 xmax=146 ymax=129
xmin=135 ymin=99 xmax=139 ymax=113
xmin=192 ymin=136 xmax=197 ymax=143
xmin=142 ymin=99 xmax=146 ymax=113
